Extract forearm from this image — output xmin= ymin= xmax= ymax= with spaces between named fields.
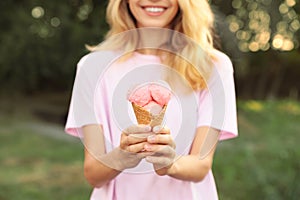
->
xmin=84 ymin=148 xmax=121 ymax=188
xmin=82 ymin=125 xmax=123 ymax=188
xmin=82 ymin=124 xmax=153 ymax=188
xmin=146 ymin=126 xmax=217 ymax=182
xmin=166 ymin=154 xmax=212 ymax=182
xmin=165 ymin=127 xmax=219 ymax=182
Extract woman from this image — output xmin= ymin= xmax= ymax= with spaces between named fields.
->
xmin=65 ymin=0 xmax=238 ymax=199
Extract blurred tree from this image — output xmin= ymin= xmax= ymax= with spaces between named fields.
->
xmin=0 ymin=0 xmax=299 ymax=99
xmin=213 ymin=0 xmax=300 ymax=99
xmin=0 ymin=0 xmax=108 ymax=94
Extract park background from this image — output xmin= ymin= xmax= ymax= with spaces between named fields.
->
xmin=0 ymin=0 xmax=299 ymax=199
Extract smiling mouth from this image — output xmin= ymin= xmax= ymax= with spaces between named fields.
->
xmin=143 ymin=7 xmax=166 ymax=13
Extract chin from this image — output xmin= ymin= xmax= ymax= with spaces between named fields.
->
xmin=140 ymin=24 xmax=169 ymax=28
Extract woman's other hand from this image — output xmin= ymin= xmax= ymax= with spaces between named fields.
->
xmin=144 ymin=125 xmax=177 ymax=175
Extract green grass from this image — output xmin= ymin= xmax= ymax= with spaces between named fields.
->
xmin=0 ymin=94 xmax=91 ymax=200
xmin=214 ymin=100 xmax=300 ymax=200
xmin=0 ymin=127 xmax=91 ymax=200
xmin=0 ymin=96 xmax=299 ymax=199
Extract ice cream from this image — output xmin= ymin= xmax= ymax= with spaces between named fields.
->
xmin=128 ymin=81 xmax=171 ymax=127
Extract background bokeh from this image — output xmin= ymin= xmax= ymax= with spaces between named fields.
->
xmin=0 ymin=0 xmax=299 ymax=199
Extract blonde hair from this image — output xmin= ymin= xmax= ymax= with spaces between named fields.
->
xmin=89 ymin=0 xmax=216 ymax=90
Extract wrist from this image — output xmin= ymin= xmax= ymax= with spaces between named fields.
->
xmin=98 ymin=148 xmax=123 ymax=171
xmin=166 ymin=158 xmax=179 ymax=176
xmin=154 ymin=155 xmax=179 ymax=176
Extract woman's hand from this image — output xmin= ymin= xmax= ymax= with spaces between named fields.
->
xmin=144 ymin=126 xmax=177 ymax=176
xmin=109 ymin=125 xmax=153 ymax=170
xmin=83 ymin=124 xmax=154 ymax=187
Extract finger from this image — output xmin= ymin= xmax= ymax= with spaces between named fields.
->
xmin=130 ymin=133 xmax=153 ymax=139
xmin=144 ymin=144 xmax=176 ymax=157
xmin=126 ymin=142 xmax=150 ymax=153
xmin=147 ymin=134 xmax=176 ymax=148
xmin=123 ymin=125 xmax=151 ymax=135
xmin=120 ymin=133 xmax=142 ymax=150
xmin=137 ymin=151 xmax=155 ymax=159
xmin=120 ymin=133 xmax=128 ymax=149
xmin=153 ymin=125 xmax=170 ymax=134
xmin=120 ymin=133 xmax=150 ymax=153
xmin=123 ymin=134 xmax=148 ymax=145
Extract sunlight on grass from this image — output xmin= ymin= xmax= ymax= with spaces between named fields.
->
xmin=277 ymin=100 xmax=300 ymax=115
xmin=243 ymin=100 xmax=264 ymax=112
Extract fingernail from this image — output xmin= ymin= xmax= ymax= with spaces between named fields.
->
xmin=153 ymin=126 xmax=161 ymax=133
xmin=148 ymin=135 xmax=156 ymax=142
xmin=144 ymin=125 xmax=151 ymax=132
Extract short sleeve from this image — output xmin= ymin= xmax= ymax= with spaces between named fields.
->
xmin=197 ymin=51 xmax=238 ymax=140
xmin=65 ymin=51 xmax=117 ymax=138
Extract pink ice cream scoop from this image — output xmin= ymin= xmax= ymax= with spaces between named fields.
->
xmin=128 ymin=81 xmax=171 ymax=114
xmin=149 ymin=84 xmax=171 ymax=107
xmin=128 ymin=85 xmax=152 ymax=107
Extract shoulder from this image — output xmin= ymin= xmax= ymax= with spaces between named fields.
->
xmin=211 ymin=49 xmax=234 ymax=73
xmin=77 ymin=50 xmax=121 ymax=71
xmin=205 ymin=50 xmax=235 ymax=87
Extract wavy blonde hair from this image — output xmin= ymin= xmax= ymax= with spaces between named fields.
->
xmin=89 ymin=0 xmax=216 ymax=90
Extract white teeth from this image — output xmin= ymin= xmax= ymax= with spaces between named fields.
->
xmin=144 ymin=7 xmax=165 ymax=13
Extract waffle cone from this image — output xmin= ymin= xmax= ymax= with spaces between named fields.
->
xmin=132 ymin=103 xmax=167 ymax=127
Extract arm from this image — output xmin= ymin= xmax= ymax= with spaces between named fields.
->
xmin=145 ymin=126 xmax=219 ymax=182
xmin=83 ymin=124 xmax=153 ymax=188
xmin=167 ymin=126 xmax=219 ymax=182
xmin=83 ymin=125 xmax=120 ymax=188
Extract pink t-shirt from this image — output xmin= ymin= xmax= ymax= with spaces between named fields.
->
xmin=65 ymin=50 xmax=238 ymax=200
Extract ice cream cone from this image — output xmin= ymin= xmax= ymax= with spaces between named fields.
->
xmin=132 ymin=102 xmax=167 ymax=127
xmin=150 ymin=105 xmax=167 ymax=127
xmin=132 ymin=102 xmax=151 ymax=125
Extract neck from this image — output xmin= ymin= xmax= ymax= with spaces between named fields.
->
xmin=137 ymin=28 xmax=172 ymax=53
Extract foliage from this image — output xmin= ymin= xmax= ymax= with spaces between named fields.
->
xmin=0 ymin=0 xmax=108 ymax=93
xmin=214 ymin=100 xmax=300 ymax=199
xmin=0 ymin=0 xmax=299 ymax=98
xmin=212 ymin=0 xmax=300 ymax=99
xmin=224 ymin=0 xmax=299 ymax=52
